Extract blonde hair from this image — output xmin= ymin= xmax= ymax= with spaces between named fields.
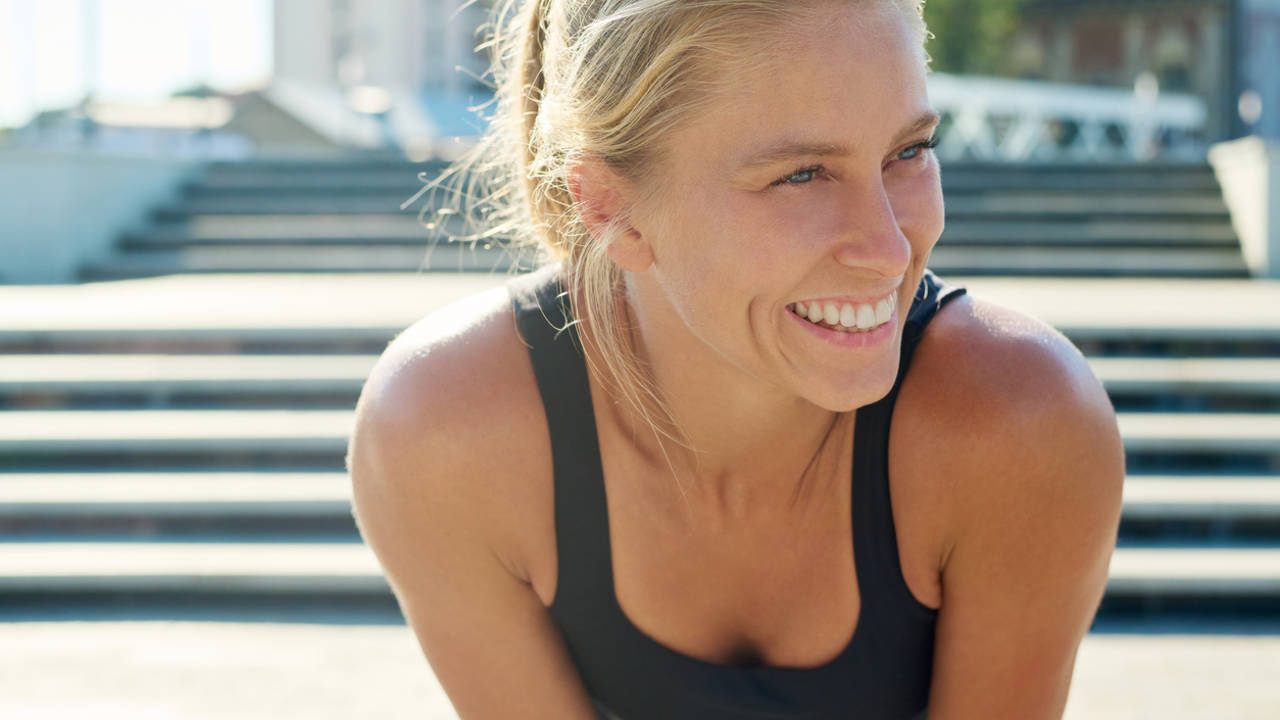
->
xmin=413 ymin=0 xmax=929 ymax=473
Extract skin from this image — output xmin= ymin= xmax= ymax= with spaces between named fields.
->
xmin=347 ymin=2 xmax=1126 ymax=718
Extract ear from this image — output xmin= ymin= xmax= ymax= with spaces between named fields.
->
xmin=566 ymin=156 xmax=654 ymax=273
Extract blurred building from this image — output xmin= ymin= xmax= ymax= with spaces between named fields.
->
xmin=1011 ymin=0 xmax=1280 ymax=142
xmin=270 ymin=0 xmax=496 ymax=158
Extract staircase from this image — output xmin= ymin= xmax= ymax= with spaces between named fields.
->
xmin=2 ymin=157 xmax=1276 ymax=627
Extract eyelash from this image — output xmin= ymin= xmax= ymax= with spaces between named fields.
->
xmin=770 ymin=136 xmax=941 ymax=187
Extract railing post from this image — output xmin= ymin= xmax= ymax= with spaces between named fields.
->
xmin=1209 ymin=136 xmax=1280 ymax=279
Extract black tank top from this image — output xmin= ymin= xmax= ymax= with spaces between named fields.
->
xmin=507 ymin=265 xmax=968 ymax=720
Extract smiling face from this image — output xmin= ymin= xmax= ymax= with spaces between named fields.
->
xmin=623 ymin=0 xmax=944 ymax=413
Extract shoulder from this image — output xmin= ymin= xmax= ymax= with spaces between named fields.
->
xmin=346 ymin=280 xmax=553 ymax=583
xmin=901 ymin=289 xmax=1126 ymax=714
xmin=897 ymin=288 xmax=1125 ymax=554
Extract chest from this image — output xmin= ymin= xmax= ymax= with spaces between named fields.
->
xmin=520 ymin=387 xmax=948 ymax=670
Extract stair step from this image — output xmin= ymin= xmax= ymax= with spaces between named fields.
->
xmin=0 ymin=409 xmax=353 ymax=455
xmin=940 ymin=221 xmax=1236 ymax=244
xmin=4 ymin=356 xmax=1279 ymax=405
xmin=0 ymin=409 xmax=1274 ymax=462
xmin=1118 ymin=413 xmax=1280 ymax=455
xmin=1106 ymin=548 xmax=1280 ymax=597
xmin=1088 ymin=358 xmax=1280 ymax=397
xmin=0 ymin=542 xmax=387 ymax=594
xmin=139 ymin=214 xmax=430 ymax=242
xmin=2 ymin=473 xmax=1277 ymax=525
xmin=7 ymin=274 xmax=1280 ymax=352
xmin=156 ymin=198 xmax=433 ymax=217
xmin=1123 ymin=476 xmax=1280 ymax=520
xmin=80 ymin=245 xmax=534 ymax=279
xmin=1 ymin=543 xmax=1275 ymax=599
xmin=85 ymin=245 xmax=1245 ymax=279
xmin=942 ymin=193 xmax=1229 ymax=216
xmin=929 ymin=246 xmax=1246 ymax=277
xmin=0 ymin=472 xmax=350 ymax=517
xmin=125 ymin=216 xmax=1237 ymax=248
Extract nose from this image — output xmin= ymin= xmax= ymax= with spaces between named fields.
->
xmin=830 ymin=182 xmax=911 ymax=277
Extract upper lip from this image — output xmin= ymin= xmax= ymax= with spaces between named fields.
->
xmin=794 ymin=287 xmax=900 ymax=307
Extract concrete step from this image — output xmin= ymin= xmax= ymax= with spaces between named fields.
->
xmin=941 ymin=193 xmax=1229 ymax=217
xmin=1122 ymin=476 xmax=1280 ymax=522
xmin=6 ymin=273 xmax=1280 ymax=352
xmin=1117 ymin=412 xmax=1280 ymax=455
xmin=125 ymin=214 xmax=1235 ymax=248
xmin=0 ymin=541 xmax=387 ymax=594
xmin=940 ymin=221 xmax=1237 ymax=245
xmin=4 ymin=356 xmax=1279 ymax=408
xmin=176 ymin=186 xmax=1231 ymax=220
xmin=2 ymin=472 xmax=1276 ymax=527
xmin=80 ymin=245 xmax=534 ymax=280
xmin=0 ymin=409 xmax=1275 ymax=467
xmin=0 ymin=354 xmax=376 ymax=398
xmin=1 ymin=542 xmax=1275 ymax=602
xmin=0 ymin=409 xmax=353 ymax=457
xmin=0 ymin=472 xmax=350 ymax=518
xmin=85 ymin=244 xmax=1245 ymax=279
xmin=136 ymin=214 xmax=430 ymax=242
xmin=1088 ymin=358 xmax=1280 ymax=398
xmin=928 ymin=246 xmax=1246 ymax=277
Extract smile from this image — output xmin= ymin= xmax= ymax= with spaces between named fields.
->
xmin=787 ymin=293 xmax=896 ymax=333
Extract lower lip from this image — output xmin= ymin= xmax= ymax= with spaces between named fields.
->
xmin=787 ymin=306 xmax=897 ymax=349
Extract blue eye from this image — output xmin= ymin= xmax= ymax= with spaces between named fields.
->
xmin=773 ymin=166 xmax=822 ymax=186
xmin=898 ymin=137 xmax=940 ymax=161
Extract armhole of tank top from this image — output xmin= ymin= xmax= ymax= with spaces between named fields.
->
xmin=877 ymin=271 xmax=966 ymax=622
xmin=876 ymin=384 xmax=942 ymax=622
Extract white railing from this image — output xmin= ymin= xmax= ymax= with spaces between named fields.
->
xmin=927 ymin=72 xmax=1207 ymax=163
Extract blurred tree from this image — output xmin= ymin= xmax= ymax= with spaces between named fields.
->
xmin=923 ymin=0 xmax=1028 ymax=75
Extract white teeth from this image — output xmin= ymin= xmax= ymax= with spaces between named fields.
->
xmin=793 ymin=292 xmax=897 ymax=333
xmin=875 ymin=298 xmax=892 ymax=324
xmin=823 ymin=302 xmax=840 ymax=326
xmin=839 ymin=304 xmax=857 ymax=328
xmin=855 ymin=304 xmax=876 ymax=330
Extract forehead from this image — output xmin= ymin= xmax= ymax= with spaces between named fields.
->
xmin=666 ymin=2 xmax=930 ymax=169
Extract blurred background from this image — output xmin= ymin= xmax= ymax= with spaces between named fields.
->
xmin=1 ymin=0 xmax=1278 ymax=718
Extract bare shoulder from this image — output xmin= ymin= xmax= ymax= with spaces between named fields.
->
xmin=345 ymin=285 xmax=596 ymax=717
xmin=347 ymin=282 xmax=553 ymax=583
xmin=895 ymin=289 xmax=1125 ymax=552
xmin=900 ymin=292 xmax=1126 ymax=716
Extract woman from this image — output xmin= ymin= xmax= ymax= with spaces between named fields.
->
xmin=348 ymin=1 xmax=1125 ymax=718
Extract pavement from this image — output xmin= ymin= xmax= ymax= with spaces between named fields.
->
xmin=1 ymin=621 xmax=1278 ymax=719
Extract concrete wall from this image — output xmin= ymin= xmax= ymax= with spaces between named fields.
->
xmin=1209 ymin=136 xmax=1280 ymax=279
xmin=0 ymin=149 xmax=196 ymax=284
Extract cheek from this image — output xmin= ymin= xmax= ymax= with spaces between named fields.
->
xmin=887 ymin=165 xmax=944 ymax=251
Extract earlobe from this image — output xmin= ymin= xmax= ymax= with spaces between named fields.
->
xmin=605 ymin=231 xmax=654 ymax=273
xmin=566 ymin=156 xmax=654 ymax=273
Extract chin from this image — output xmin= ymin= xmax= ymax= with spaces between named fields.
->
xmin=804 ymin=361 xmax=901 ymax=413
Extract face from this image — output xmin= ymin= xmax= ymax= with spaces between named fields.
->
xmin=626 ymin=0 xmax=944 ymax=412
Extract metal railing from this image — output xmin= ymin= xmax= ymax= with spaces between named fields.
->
xmin=927 ymin=72 xmax=1207 ymax=163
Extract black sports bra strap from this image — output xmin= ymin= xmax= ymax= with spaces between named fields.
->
xmin=851 ymin=269 xmax=966 ymax=615
xmin=507 ymin=265 xmax=615 ymax=611
xmin=898 ymin=269 xmax=967 ymax=382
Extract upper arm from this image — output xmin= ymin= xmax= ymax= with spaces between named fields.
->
xmin=921 ymin=299 xmax=1125 ymax=719
xmin=346 ymin=295 xmax=598 ymax=720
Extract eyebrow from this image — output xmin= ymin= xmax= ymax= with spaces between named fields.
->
xmin=733 ymin=110 xmax=941 ymax=172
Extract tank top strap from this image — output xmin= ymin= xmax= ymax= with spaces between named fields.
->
xmin=507 ymin=264 xmax=616 ymax=618
xmin=851 ymin=269 xmax=967 ymax=617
